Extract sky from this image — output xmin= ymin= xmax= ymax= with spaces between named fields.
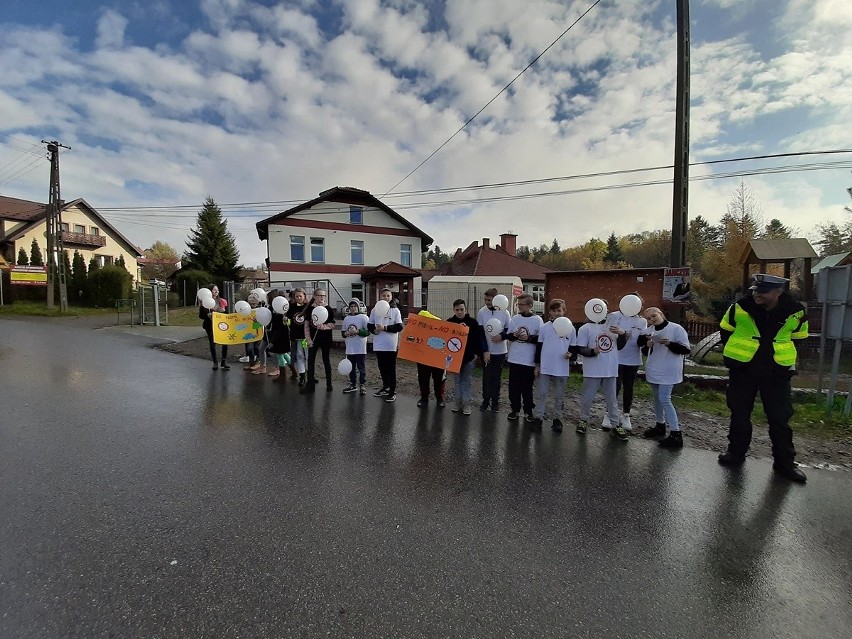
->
xmin=1 ymin=0 xmax=851 ymax=267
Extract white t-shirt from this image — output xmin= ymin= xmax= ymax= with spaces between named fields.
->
xmin=477 ymin=305 xmax=512 ymax=356
xmin=576 ymin=321 xmax=620 ymax=378
xmin=644 ymin=321 xmax=690 ymax=385
xmin=507 ymin=313 xmax=543 ymax=366
xmin=610 ymin=311 xmax=648 ymax=366
xmin=342 ymin=314 xmax=369 ymax=355
xmin=538 ymin=320 xmax=575 ymax=377
xmin=369 ymin=306 xmax=403 ymax=352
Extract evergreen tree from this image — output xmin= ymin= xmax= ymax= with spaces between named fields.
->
xmin=763 ymin=218 xmax=793 ymax=239
xmin=116 ymin=254 xmax=126 ymax=269
xmin=516 ymin=245 xmax=531 ymax=261
xmin=71 ymin=251 xmax=87 ymax=304
xmin=29 ymin=239 xmax=44 ymax=266
xmin=604 ymin=232 xmax=623 ymax=263
xmin=62 ymin=251 xmax=72 ymax=281
xmin=89 ymin=255 xmax=101 ymax=273
xmin=184 ymin=196 xmax=241 ymax=280
xmin=16 ymin=247 xmax=28 ymax=265
xmin=549 ymin=239 xmax=561 ymax=255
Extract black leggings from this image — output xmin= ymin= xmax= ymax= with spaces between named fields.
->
xmin=376 ymin=351 xmax=398 ymax=393
xmin=307 ymin=340 xmax=332 ymax=385
xmin=204 ymin=325 xmax=228 ymax=364
xmin=417 ymin=363 xmax=444 ymax=400
xmin=616 ymin=364 xmax=639 ymax=413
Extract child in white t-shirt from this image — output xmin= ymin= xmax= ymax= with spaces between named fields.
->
xmin=608 ymin=305 xmax=648 ymax=432
xmin=505 ymin=294 xmax=544 ymax=422
xmin=532 ymin=299 xmax=575 ymax=433
xmin=575 ymin=312 xmax=627 ymax=439
xmin=638 ymin=307 xmax=691 ymax=448
xmin=341 ymin=299 xmax=370 ymax=395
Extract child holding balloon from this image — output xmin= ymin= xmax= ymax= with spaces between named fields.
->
xmin=243 ymin=289 xmax=269 ymax=374
xmin=369 ymin=288 xmax=404 ymax=402
xmin=532 ymin=299 xmax=575 ymax=433
xmin=477 ymin=288 xmax=512 ymax=413
xmin=505 ymin=293 xmax=544 ymax=422
xmin=606 ymin=293 xmax=648 ymax=432
xmin=198 ymin=284 xmax=229 ymax=370
xmin=341 ymin=298 xmax=370 ymax=395
xmin=287 ymin=288 xmax=309 ymax=387
xmin=266 ymin=291 xmax=292 ymax=380
xmin=575 ymin=299 xmax=627 ymax=438
xmin=300 ymin=288 xmax=336 ymax=394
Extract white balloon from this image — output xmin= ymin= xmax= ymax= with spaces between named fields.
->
xmin=312 ymin=306 xmax=329 ymax=325
xmin=271 ymin=296 xmax=289 ymax=314
xmin=235 ymin=300 xmax=252 ymax=316
xmin=584 ymin=298 xmax=608 ymax=323
xmin=374 ymin=300 xmax=390 ymax=317
xmin=197 ymin=287 xmax=213 ymax=300
xmin=338 ymin=359 xmax=353 ymax=375
xmin=492 ymin=294 xmax=509 ymax=311
xmin=254 ymin=306 xmax=272 ymax=325
xmin=250 ymin=288 xmax=267 ymax=302
xmin=619 ymin=294 xmax=642 ymax=317
xmin=484 ymin=317 xmax=503 ymax=337
xmin=202 ymin=297 xmax=216 ymax=310
xmin=553 ymin=316 xmax=573 ymax=337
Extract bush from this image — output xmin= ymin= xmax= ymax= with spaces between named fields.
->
xmin=87 ymin=266 xmax=133 ymax=307
xmin=174 ymin=269 xmax=216 ymax=306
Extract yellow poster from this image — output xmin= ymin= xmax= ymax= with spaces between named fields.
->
xmin=212 ymin=311 xmax=265 ymax=345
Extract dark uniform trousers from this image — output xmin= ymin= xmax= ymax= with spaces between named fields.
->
xmin=726 ymin=366 xmax=796 ymax=463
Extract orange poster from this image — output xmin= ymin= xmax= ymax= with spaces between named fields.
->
xmin=398 ymin=313 xmax=469 ymax=374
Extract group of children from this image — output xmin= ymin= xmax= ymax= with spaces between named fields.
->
xmin=201 ymin=285 xmax=691 ymax=447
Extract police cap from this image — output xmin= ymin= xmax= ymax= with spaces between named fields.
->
xmin=749 ymin=273 xmax=789 ymax=293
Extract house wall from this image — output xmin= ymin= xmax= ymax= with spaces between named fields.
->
xmin=267 ymin=202 xmax=424 ymax=308
xmin=11 ymin=203 xmax=140 ymax=281
xmin=546 ymin=268 xmax=669 ymax=321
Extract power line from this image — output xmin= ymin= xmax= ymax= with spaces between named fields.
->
xmin=381 ymin=0 xmax=604 ymax=197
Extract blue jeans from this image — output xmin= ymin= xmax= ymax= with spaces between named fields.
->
xmin=290 ymin=338 xmax=308 ymax=374
xmin=650 ymin=383 xmax=679 ymax=431
xmin=348 ymin=354 xmax=366 ymax=386
xmin=453 ymin=360 xmax=476 ymax=405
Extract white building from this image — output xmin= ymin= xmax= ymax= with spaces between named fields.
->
xmin=256 ymin=187 xmax=433 ymax=313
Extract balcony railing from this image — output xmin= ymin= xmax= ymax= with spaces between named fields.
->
xmin=61 ymin=231 xmax=106 ymax=247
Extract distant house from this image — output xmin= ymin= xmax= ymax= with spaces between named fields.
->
xmin=0 ymin=195 xmax=142 ymax=280
xmin=811 ymin=252 xmax=852 ymax=274
xmin=439 ymin=234 xmax=553 ymax=306
xmin=256 ymin=186 xmax=433 ymax=313
xmin=740 ymin=238 xmax=818 ymax=299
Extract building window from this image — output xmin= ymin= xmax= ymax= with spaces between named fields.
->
xmin=351 ymin=240 xmax=364 ymax=265
xmin=290 ymin=235 xmax=305 ymax=262
xmin=400 ymin=243 xmax=412 ymax=267
xmin=73 ymin=224 xmax=85 ymax=234
xmin=104 ymin=256 xmax=114 ymax=266
xmin=60 ymin=222 xmax=69 ymax=232
xmin=349 ymin=206 xmax=363 ymax=225
xmin=91 ymin=226 xmax=100 ymax=236
xmin=310 ymin=237 xmax=325 ymax=263
xmin=351 ymin=283 xmax=364 ymax=304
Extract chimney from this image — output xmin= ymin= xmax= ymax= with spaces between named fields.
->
xmin=482 ymin=238 xmax=490 ymax=249
xmin=500 ymin=233 xmax=517 ymax=257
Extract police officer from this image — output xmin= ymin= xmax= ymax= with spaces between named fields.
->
xmin=718 ymin=274 xmax=809 ymax=483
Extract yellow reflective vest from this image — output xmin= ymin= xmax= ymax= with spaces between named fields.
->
xmin=719 ymin=303 xmax=808 ymax=366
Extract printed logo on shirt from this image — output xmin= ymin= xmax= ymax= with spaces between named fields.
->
xmin=596 ymin=333 xmax=614 ymax=353
xmin=294 ymin=314 xmax=305 ymax=325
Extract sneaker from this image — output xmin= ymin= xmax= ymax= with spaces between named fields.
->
xmin=359 ymin=385 xmax=367 ymax=395
xmin=507 ymin=411 xmax=519 ymax=421
xmin=552 ymin=418 xmax=564 ymax=433
xmin=462 ymin=405 xmax=472 ymax=416
xmin=480 ymin=401 xmax=489 ymax=412
xmin=718 ymin=451 xmax=746 ymax=467
xmin=601 ymin=413 xmax=612 ymax=431
xmin=576 ymin=422 xmax=587 ymax=434
xmin=249 ymin=362 xmax=261 ymax=371
xmin=417 ymin=398 xmax=427 ymax=408
xmin=343 ymin=385 xmax=358 ymax=394
xmin=530 ymin=417 xmax=543 ymax=431
xmin=451 ymin=402 xmax=462 ymax=413
xmin=612 ymin=426 xmax=629 ymax=441
xmin=491 ymin=405 xmax=500 ymax=414
xmin=621 ymin=414 xmax=633 ymax=431
xmin=643 ymin=423 xmax=667 ymax=439
xmin=268 ymin=369 xmax=280 ymax=377
xmin=437 ymin=398 xmax=446 ymax=408
xmin=252 ymin=366 xmax=267 ymax=375
xmin=524 ymin=413 xmax=534 ymax=423
xmin=212 ymin=363 xmax=219 ymax=370
xmin=659 ymin=431 xmax=683 ymax=449
xmin=385 ymin=393 xmax=397 ymax=403
xmin=373 ymin=388 xmax=389 ymax=397
xmin=220 ymin=361 xmax=230 ymax=370
xmin=238 ymin=355 xmax=250 ymax=363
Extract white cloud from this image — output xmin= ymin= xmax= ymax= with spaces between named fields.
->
xmin=96 ymin=9 xmax=129 ymax=50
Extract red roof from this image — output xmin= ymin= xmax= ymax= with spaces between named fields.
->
xmin=361 ymin=260 xmax=421 ymax=279
xmin=0 ymin=195 xmax=47 ymax=221
xmin=440 ymin=242 xmax=552 ymax=282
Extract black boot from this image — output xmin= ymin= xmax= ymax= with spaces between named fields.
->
xmin=773 ymin=462 xmax=807 ymax=483
xmin=718 ymin=451 xmax=746 ymax=467
xmin=300 ymin=381 xmax=316 ymax=394
xmin=659 ymin=430 xmax=683 ymax=448
xmin=221 ymin=360 xmax=230 ymax=370
xmin=298 ymin=373 xmax=306 ymax=387
xmin=642 ymin=423 xmax=667 ymax=439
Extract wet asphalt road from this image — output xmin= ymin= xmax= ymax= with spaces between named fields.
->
xmin=1 ymin=318 xmax=851 ymax=638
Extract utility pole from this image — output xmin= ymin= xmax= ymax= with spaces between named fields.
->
xmin=670 ymin=0 xmax=690 ymax=268
xmin=43 ymin=140 xmax=71 ymax=311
